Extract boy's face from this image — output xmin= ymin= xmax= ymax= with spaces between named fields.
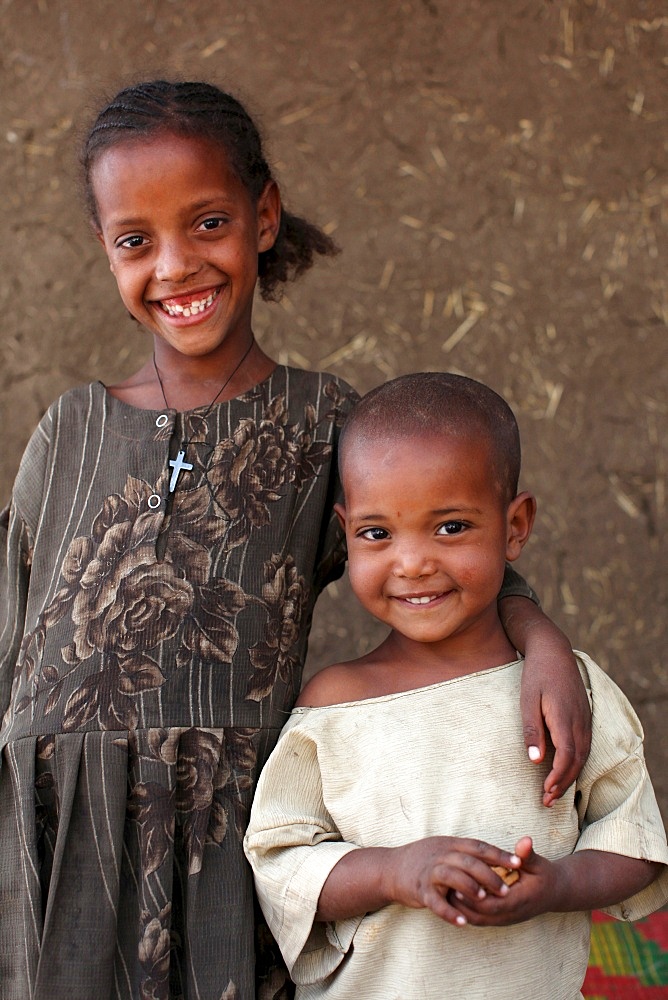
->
xmin=336 ymin=432 xmax=534 ymax=651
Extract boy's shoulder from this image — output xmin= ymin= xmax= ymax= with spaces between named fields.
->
xmin=573 ymin=649 xmax=643 ymax=740
xmin=296 ymin=657 xmax=375 ymax=708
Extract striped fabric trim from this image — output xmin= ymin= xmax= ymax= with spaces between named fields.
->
xmin=584 ymin=910 xmax=668 ymax=998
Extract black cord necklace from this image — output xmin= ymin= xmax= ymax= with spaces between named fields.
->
xmin=153 ymin=338 xmax=255 ymax=493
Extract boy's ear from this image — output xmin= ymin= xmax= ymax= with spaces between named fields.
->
xmin=257 ymin=179 xmax=281 ymax=252
xmin=505 ymin=491 xmax=536 ymax=562
xmin=333 ymin=502 xmax=346 ymax=530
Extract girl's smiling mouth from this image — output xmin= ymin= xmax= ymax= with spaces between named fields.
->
xmin=157 ymin=287 xmax=221 ymax=317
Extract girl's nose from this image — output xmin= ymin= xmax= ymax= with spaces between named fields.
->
xmin=154 ymin=240 xmax=201 ymax=283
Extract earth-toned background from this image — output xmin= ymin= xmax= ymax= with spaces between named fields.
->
xmin=1 ymin=1 xmax=666 ymax=814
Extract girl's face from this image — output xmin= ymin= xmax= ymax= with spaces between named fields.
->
xmin=92 ymin=131 xmax=280 ymax=365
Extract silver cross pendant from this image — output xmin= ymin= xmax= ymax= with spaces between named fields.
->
xmin=168 ymin=450 xmax=194 ymax=493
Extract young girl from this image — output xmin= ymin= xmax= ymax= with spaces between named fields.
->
xmin=0 ymin=80 xmax=589 ymax=1000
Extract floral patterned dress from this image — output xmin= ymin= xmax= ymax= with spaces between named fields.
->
xmin=0 ymin=366 xmax=358 ymax=1000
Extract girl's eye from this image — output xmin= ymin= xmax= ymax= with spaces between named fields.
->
xmin=118 ymin=234 xmax=146 ymax=250
xmin=359 ymin=527 xmax=390 ymax=541
xmin=438 ymin=521 xmax=467 ymax=536
xmin=199 ymin=216 xmax=227 ymax=232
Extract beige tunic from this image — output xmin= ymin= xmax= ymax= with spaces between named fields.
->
xmin=245 ymin=652 xmax=668 ymax=1000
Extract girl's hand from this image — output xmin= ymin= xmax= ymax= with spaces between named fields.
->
xmin=389 ymin=837 xmax=521 ymax=927
xmin=499 ymin=597 xmax=592 ymax=806
xmin=520 ymin=635 xmax=591 ymax=806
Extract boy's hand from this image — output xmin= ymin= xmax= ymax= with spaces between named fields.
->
xmin=391 ymin=837 xmax=521 ymax=927
xmin=449 ymin=837 xmax=561 ymax=926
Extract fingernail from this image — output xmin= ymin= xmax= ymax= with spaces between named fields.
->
xmin=500 ymin=884 xmax=509 ymax=896
xmin=477 ymin=887 xmax=486 ymax=899
xmin=456 ymin=915 xmax=467 ymax=926
xmin=510 ymin=855 xmax=521 ymax=866
xmin=528 ymin=746 xmax=541 ymax=761
xmin=455 ymin=891 xmax=464 ymax=900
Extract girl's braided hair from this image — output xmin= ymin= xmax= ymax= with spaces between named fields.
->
xmin=81 ymin=80 xmax=338 ymax=300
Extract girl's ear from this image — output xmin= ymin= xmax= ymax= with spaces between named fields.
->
xmin=91 ymin=218 xmax=105 ymax=246
xmin=505 ymin=491 xmax=536 ymax=562
xmin=92 ymin=224 xmax=116 ymax=274
xmin=333 ymin=502 xmax=347 ymax=530
xmin=257 ymin=179 xmax=281 ymax=252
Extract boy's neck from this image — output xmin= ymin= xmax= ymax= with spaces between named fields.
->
xmin=360 ymin=623 xmax=519 ymax=695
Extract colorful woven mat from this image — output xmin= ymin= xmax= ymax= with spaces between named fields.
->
xmin=583 ymin=910 xmax=668 ymax=998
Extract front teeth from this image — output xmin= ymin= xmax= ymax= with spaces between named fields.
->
xmin=406 ymin=595 xmax=437 ymax=604
xmin=162 ymin=290 xmax=218 ymax=317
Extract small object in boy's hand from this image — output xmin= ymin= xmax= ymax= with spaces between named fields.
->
xmin=491 ymin=865 xmax=520 ymax=886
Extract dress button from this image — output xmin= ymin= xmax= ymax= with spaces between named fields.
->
xmin=156 ymin=414 xmax=169 ymax=428
xmin=148 ymin=494 xmax=162 ymax=509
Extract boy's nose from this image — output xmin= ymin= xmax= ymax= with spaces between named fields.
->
xmin=392 ymin=545 xmax=437 ymax=579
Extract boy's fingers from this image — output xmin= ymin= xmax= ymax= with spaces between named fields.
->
xmin=433 ymin=856 xmax=510 ymax=899
xmin=428 ymin=889 xmax=469 ymax=926
xmin=513 ymin=836 xmax=534 ymax=863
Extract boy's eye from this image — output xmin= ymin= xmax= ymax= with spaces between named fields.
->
xmin=359 ymin=527 xmax=390 ymax=541
xmin=437 ymin=521 xmax=467 ymax=535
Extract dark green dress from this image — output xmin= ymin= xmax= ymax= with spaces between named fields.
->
xmin=0 ymin=367 xmax=358 ymax=1000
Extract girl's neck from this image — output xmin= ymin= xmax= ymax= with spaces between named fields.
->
xmin=106 ymin=338 xmax=277 ymax=411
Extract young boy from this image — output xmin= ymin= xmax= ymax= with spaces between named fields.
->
xmin=244 ymin=373 xmax=668 ymax=1000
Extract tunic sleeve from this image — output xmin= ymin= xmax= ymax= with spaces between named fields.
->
xmin=499 ymin=563 xmax=540 ymax=604
xmin=311 ymin=378 xmax=359 ymax=595
xmin=311 ymin=486 xmax=347 ymax=595
xmin=244 ymin=716 xmax=362 ymax=983
xmin=573 ymin=652 xmax=668 ymax=920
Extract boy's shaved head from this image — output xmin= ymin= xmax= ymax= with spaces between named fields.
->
xmin=339 ymin=372 xmax=522 ymax=505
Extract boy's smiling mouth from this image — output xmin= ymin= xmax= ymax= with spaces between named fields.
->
xmin=396 ymin=593 xmax=447 ymax=605
xmin=158 ymin=287 xmax=220 ymax=317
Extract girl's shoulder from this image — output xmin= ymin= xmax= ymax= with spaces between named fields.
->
xmin=7 ymin=382 xmax=105 ymax=527
xmin=21 ymin=382 xmax=105 ymax=450
xmin=38 ymin=380 xmax=108 ymax=421
xmin=265 ymin=364 xmax=358 ymax=401
xmin=247 ymin=365 xmax=359 ymax=429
